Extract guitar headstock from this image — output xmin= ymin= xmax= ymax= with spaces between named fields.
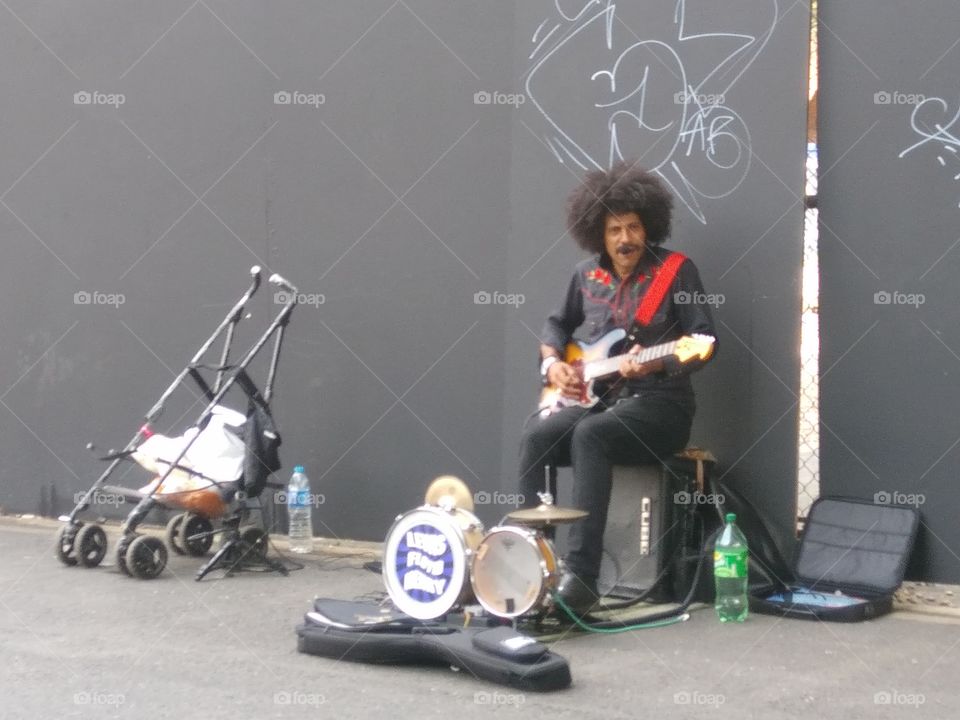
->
xmin=674 ymin=334 xmax=716 ymax=363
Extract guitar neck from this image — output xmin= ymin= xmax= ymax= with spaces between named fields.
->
xmin=584 ymin=339 xmax=678 ymax=381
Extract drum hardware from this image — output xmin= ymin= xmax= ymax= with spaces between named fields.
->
xmin=424 ymin=474 xmax=475 ymax=512
xmin=382 ymin=503 xmax=484 ymax=620
xmin=470 ymin=525 xmax=562 ymax=618
xmin=383 ymin=475 xmax=589 ymax=621
xmin=507 ymin=465 xmax=588 ymax=526
xmin=505 ymin=492 xmax=588 ymax=526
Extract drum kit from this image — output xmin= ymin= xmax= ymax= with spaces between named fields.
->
xmin=382 ymin=475 xmax=588 ymax=620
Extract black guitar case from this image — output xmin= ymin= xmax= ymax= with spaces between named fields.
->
xmin=749 ymin=497 xmax=920 ymax=621
xmin=296 ymin=599 xmax=571 ymax=691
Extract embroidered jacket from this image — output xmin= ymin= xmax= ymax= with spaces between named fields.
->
xmin=540 ymin=246 xmax=717 ymax=401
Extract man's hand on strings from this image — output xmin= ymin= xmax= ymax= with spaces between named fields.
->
xmin=619 ymin=344 xmax=665 ymax=379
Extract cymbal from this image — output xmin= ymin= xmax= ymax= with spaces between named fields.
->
xmin=424 ymin=475 xmax=474 ymax=512
xmin=506 ymin=504 xmax=588 ymax=525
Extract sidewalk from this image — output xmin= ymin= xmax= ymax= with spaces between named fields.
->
xmin=0 ymin=517 xmax=956 ymax=719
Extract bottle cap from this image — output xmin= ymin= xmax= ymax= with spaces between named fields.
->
xmin=294 ymin=465 xmax=305 ymax=473
xmin=725 ymin=512 xmax=737 ymax=524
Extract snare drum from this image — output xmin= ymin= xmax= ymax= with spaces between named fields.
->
xmin=382 ymin=505 xmax=483 ymax=619
xmin=470 ymin=525 xmax=561 ymax=618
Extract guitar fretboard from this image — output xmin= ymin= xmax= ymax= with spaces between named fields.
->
xmin=584 ymin=340 xmax=678 ymax=381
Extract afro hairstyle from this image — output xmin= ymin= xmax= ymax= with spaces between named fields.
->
xmin=566 ymin=162 xmax=674 ymax=253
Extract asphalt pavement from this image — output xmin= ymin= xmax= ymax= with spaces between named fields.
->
xmin=1 ymin=517 xmax=957 ymax=720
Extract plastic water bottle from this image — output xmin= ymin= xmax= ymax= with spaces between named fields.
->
xmin=287 ymin=465 xmax=313 ymax=554
xmin=714 ymin=512 xmax=749 ymax=622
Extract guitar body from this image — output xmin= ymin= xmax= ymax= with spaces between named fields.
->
xmin=538 ymin=329 xmax=715 ymax=416
xmin=539 ymin=329 xmax=627 ymax=413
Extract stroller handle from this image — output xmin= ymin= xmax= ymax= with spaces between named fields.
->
xmin=269 ymin=272 xmax=298 ymax=296
xmin=250 ymin=265 xmax=262 ymax=291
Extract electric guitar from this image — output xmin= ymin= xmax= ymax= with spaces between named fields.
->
xmin=538 ymin=329 xmax=715 ymax=415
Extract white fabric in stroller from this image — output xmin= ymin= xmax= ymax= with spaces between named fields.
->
xmin=136 ymin=405 xmax=247 ymax=497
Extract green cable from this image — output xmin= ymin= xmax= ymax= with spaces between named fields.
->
xmin=551 ymin=592 xmax=691 ymax=633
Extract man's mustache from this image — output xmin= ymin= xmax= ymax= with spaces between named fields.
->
xmin=615 ymin=244 xmax=642 ymax=255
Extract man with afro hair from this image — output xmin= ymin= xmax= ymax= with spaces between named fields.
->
xmin=518 ymin=162 xmax=717 ymax=615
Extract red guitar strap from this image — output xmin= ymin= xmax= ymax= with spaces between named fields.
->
xmin=634 ymin=251 xmax=687 ymax=326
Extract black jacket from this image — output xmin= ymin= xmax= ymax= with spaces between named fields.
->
xmin=541 ymin=246 xmax=717 ymax=403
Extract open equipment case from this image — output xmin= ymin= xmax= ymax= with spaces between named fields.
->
xmin=749 ymin=496 xmax=920 ymax=622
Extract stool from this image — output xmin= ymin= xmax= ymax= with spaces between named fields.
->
xmin=598 ymin=448 xmax=715 ymax=600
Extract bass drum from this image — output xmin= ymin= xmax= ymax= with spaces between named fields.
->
xmin=470 ymin=525 xmax=561 ymax=618
xmin=382 ymin=505 xmax=483 ymax=620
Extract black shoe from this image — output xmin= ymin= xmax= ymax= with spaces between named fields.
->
xmin=556 ymin=571 xmax=600 ymax=616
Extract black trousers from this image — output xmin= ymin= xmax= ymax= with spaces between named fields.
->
xmin=518 ymin=394 xmax=693 ymax=581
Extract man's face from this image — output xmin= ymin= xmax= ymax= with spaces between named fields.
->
xmin=604 ymin=211 xmax=646 ymax=266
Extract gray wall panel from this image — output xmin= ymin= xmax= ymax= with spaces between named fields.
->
xmin=260 ymin=1 xmax=515 ymax=537
xmin=819 ymin=1 xmax=960 ymax=580
xmin=504 ymin=1 xmax=809 ymax=555
xmin=0 ymin=2 xmax=808 ymax=555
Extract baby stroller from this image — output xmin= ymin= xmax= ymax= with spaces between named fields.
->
xmin=55 ymin=266 xmax=298 ymax=580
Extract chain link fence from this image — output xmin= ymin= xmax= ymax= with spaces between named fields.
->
xmin=797 ymin=4 xmax=820 ymax=525
xmin=798 ymin=144 xmax=819 ymax=522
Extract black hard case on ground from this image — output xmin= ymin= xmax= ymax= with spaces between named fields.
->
xmin=296 ymin=599 xmax=572 ymax=691
xmin=749 ymin=497 xmax=920 ymax=622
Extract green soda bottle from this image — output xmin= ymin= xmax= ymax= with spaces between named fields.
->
xmin=714 ymin=512 xmax=749 ymax=622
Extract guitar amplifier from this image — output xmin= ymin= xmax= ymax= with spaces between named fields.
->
xmin=598 ymin=457 xmax=706 ymax=602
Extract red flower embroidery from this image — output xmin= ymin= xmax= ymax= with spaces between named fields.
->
xmin=586 ymin=268 xmax=613 ymax=286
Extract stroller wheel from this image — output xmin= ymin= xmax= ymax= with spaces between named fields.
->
xmin=166 ymin=514 xmax=187 ymax=555
xmin=241 ymin=528 xmax=269 ymax=559
xmin=115 ymin=533 xmax=138 ymax=576
xmin=55 ymin=525 xmax=80 ymax=566
xmin=76 ymin=524 xmax=108 ymax=568
xmin=182 ymin=514 xmax=214 ymax=557
xmin=127 ymin=536 xmax=168 ymax=580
